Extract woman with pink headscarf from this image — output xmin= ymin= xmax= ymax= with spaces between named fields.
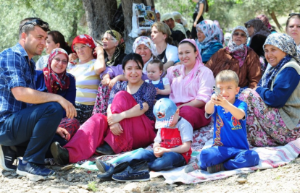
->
xmin=167 ymin=39 xmax=215 ymax=130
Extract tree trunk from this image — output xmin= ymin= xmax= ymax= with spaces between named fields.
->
xmin=82 ymin=0 xmax=118 ymax=42
xmin=269 ymin=11 xmax=282 ymax=31
xmin=121 ymin=0 xmax=155 ymax=53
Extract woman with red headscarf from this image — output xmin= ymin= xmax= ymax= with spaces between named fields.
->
xmin=68 ymin=34 xmax=101 ymax=124
xmin=36 ymin=48 xmax=80 ymax=150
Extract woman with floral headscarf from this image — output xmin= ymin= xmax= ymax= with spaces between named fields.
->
xmin=68 ymin=34 xmax=101 ymax=124
xmin=36 ymin=48 xmax=80 ymax=151
xmin=195 ymin=20 xmax=223 ymax=63
xmin=206 ymin=26 xmax=261 ymax=89
xmin=167 ymin=39 xmax=215 ymax=130
xmin=93 ymin=36 xmax=157 ymax=115
xmin=238 ymin=33 xmax=300 ymax=147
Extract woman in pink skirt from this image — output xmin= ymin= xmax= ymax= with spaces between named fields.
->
xmin=167 ymin=39 xmax=215 ymax=130
xmin=51 ymin=53 xmax=157 ymax=164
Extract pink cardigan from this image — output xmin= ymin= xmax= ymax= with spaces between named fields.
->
xmin=167 ymin=64 xmax=215 ymax=104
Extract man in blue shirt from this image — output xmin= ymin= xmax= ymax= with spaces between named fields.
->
xmin=0 ymin=17 xmax=77 ymax=181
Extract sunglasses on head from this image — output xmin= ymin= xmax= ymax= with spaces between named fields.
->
xmin=233 ymin=32 xmax=247 ymax=37
xmin=289 ymin=13 xmax=300 ymax=18
xmin=20 ymin=19 xmax=50 ymax=31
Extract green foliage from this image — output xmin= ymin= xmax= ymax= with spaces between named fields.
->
xmin=87 ymin=181 xmax=98 ymax=192
xmin=0 ymin=0 xmax=87 ymax=52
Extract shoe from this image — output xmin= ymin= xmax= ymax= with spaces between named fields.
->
xmin=50 ymin=142 xmax=69 ymax=165
xmin=0 ymin=145 xmax=17 ymax=171
xmin=16 ymin=159 xmax=55 ymax=181
xmin=207 ymin=163 xmax=225 ymax=173
xmin=112 ymin=160 xmax=150 ymax=182
xmin=184 ymin=161 xmax=200 ymax=173
xmin=96 ymin=143 xmax=115 ymax=155
xmin=95 ymin=159 xmax=111 ymax=173
xmin=97 ymin=161 xmax=129 ymax=181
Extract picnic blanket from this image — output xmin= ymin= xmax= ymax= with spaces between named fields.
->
xmin=76 ymin=122 xmax=300 ymax=184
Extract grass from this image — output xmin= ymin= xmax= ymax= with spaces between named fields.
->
xmin=87 ymin=181 xmax=98 ymax=192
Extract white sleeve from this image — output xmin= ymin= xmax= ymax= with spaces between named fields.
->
xmin=154 ymin=129 xmax=162 ymax=144
xmin=177 ymin=118 xmax=193 ymax=143
xmin=162 ymin=77 xmax=170 ymax=85
xmin=145 ymin=79 xmax=150 ymax=83
xmin=165 ymin=44 xmax=179 ymax=63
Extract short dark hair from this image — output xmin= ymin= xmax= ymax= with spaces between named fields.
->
xmin=122 ymin=53 xmax=144 ymax=70
xmin=19 ymin=17 xmax=50 ymax=38
xmin=48 ymin=31 xmax=72 ymax=54
xmin=148 ymin=59 xmax=163 ymax=71
xmin=286 ymin=13 xmax=300 ymax=30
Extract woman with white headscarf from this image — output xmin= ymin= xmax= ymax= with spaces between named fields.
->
xmin=206 ymin=26 xmax=261 ymax=89
xmin=238 ymin=33 xmax=300 ymax=147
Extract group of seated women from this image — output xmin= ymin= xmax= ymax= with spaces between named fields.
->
xmin=35 ymin=13 xmax=300 ymax=165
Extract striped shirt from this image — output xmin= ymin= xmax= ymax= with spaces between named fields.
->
xmin=0 ymin=43 xmax=36 ymax=122
xmin=67 ymin=59 xmax=100 ymax=105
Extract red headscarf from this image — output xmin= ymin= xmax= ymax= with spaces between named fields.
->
xmin=43 ymin=48 xmax=70 ymax=94
xmin=71 ymin=34 xmax=97 ymax=58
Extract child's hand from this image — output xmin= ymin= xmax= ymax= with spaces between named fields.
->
xmin=155 ymin=88 xmax=161 ymax=95
xmin=154 ymin=147 xmax=167 ymax=157
xmin=212 ymin=95 xmax=231 ymax=108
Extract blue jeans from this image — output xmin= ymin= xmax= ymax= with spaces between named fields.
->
xmin=199 ymin=146 xmax=259 ymax=170
xmin=119 ymin=149 xmax=186 ymax=171
xmin=0 ymin=102 xmax=63 ymax=164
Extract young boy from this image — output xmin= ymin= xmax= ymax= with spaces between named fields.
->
xmin=185 ymin=70 xmax=259 ymax=173
xmin=96 ymin=98 xmax=193 ymax=181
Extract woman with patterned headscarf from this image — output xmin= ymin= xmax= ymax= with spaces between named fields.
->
xmin=36 ymin=48 xmax=80 ymax=154
xmin=238 ymin=33 xmax=300 ymax=147
xmin=93 ymin=36 xmax=157 ymax=115
xmin=68 ymin=34 xmax=101 ymax=124
xmin=195 ymin=20 xmax=223 ymax=63
xmin=206 ymin=26 xmax=261 ymax=89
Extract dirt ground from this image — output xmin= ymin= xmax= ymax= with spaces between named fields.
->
xmin=0 ymin=157 xmax=300 ymax=193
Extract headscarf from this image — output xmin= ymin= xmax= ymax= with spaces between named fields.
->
xmin=132 ymin=36 xmax=158 ymax=73
xmin=196 ymin=20 xmax=222 ymax=53
xmin=256 ymin=14 xmax=272 ymax=30
xmin=259 ymin=33 xmax=300 ymax=88
xmin=172 ymin=11 xmax=188 ymax=28
xmin=43 ymin=48 xmax=71 ymax=94
xmin=132 ymin=36 xmax=158 ymax=56
xmin=245 ymin=19 xmax=271 ymax=38
xmin=179 ymin=39 xmax=204 ymax=84
xmin=71 ymin=34 xmax=97 ymax=58
xmin=104 ymin=30 xmax=126 ymax=66
xmin=226 ymin=26 xmax=249 ymax=67
xmin=161 ymin=13 xmax=174 ymax=22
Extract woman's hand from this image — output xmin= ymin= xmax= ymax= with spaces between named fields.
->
xmin=109 ymin=123 xmax=123 ymax=136
xmin=101 ymin=75 xmax=111 ymax=86
xmin=109 ymin=77 xmax=119 ymax=89
xmin=193 ymin=21 xmax=197 ymax=27
xmin=95 ymin=46 xmax=104 ymax=55
xmin=69 ymin=53 xmax=78 ymax=64
xmin=56 ymin=127 xmax=71 ymax=141
xmin=107 ymin=113 xmax=124 ymax=126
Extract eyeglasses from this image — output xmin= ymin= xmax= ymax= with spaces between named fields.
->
xmin=101 ymin=37 xmax=116 ymax=42
xmin=288 ymin=13 xmax=300 ymax=18
xmin=20 ymin=19 xmax=50 ymax=31
xmin=245 ymin=24 xmax=252 ymax=28
xmin=233 ymin=32 xmax=247 ymax=37
xmin=73 ymin=45 xmax=88 ymax=51
xmin=53 ymin=58 xmax=68 ymax=65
